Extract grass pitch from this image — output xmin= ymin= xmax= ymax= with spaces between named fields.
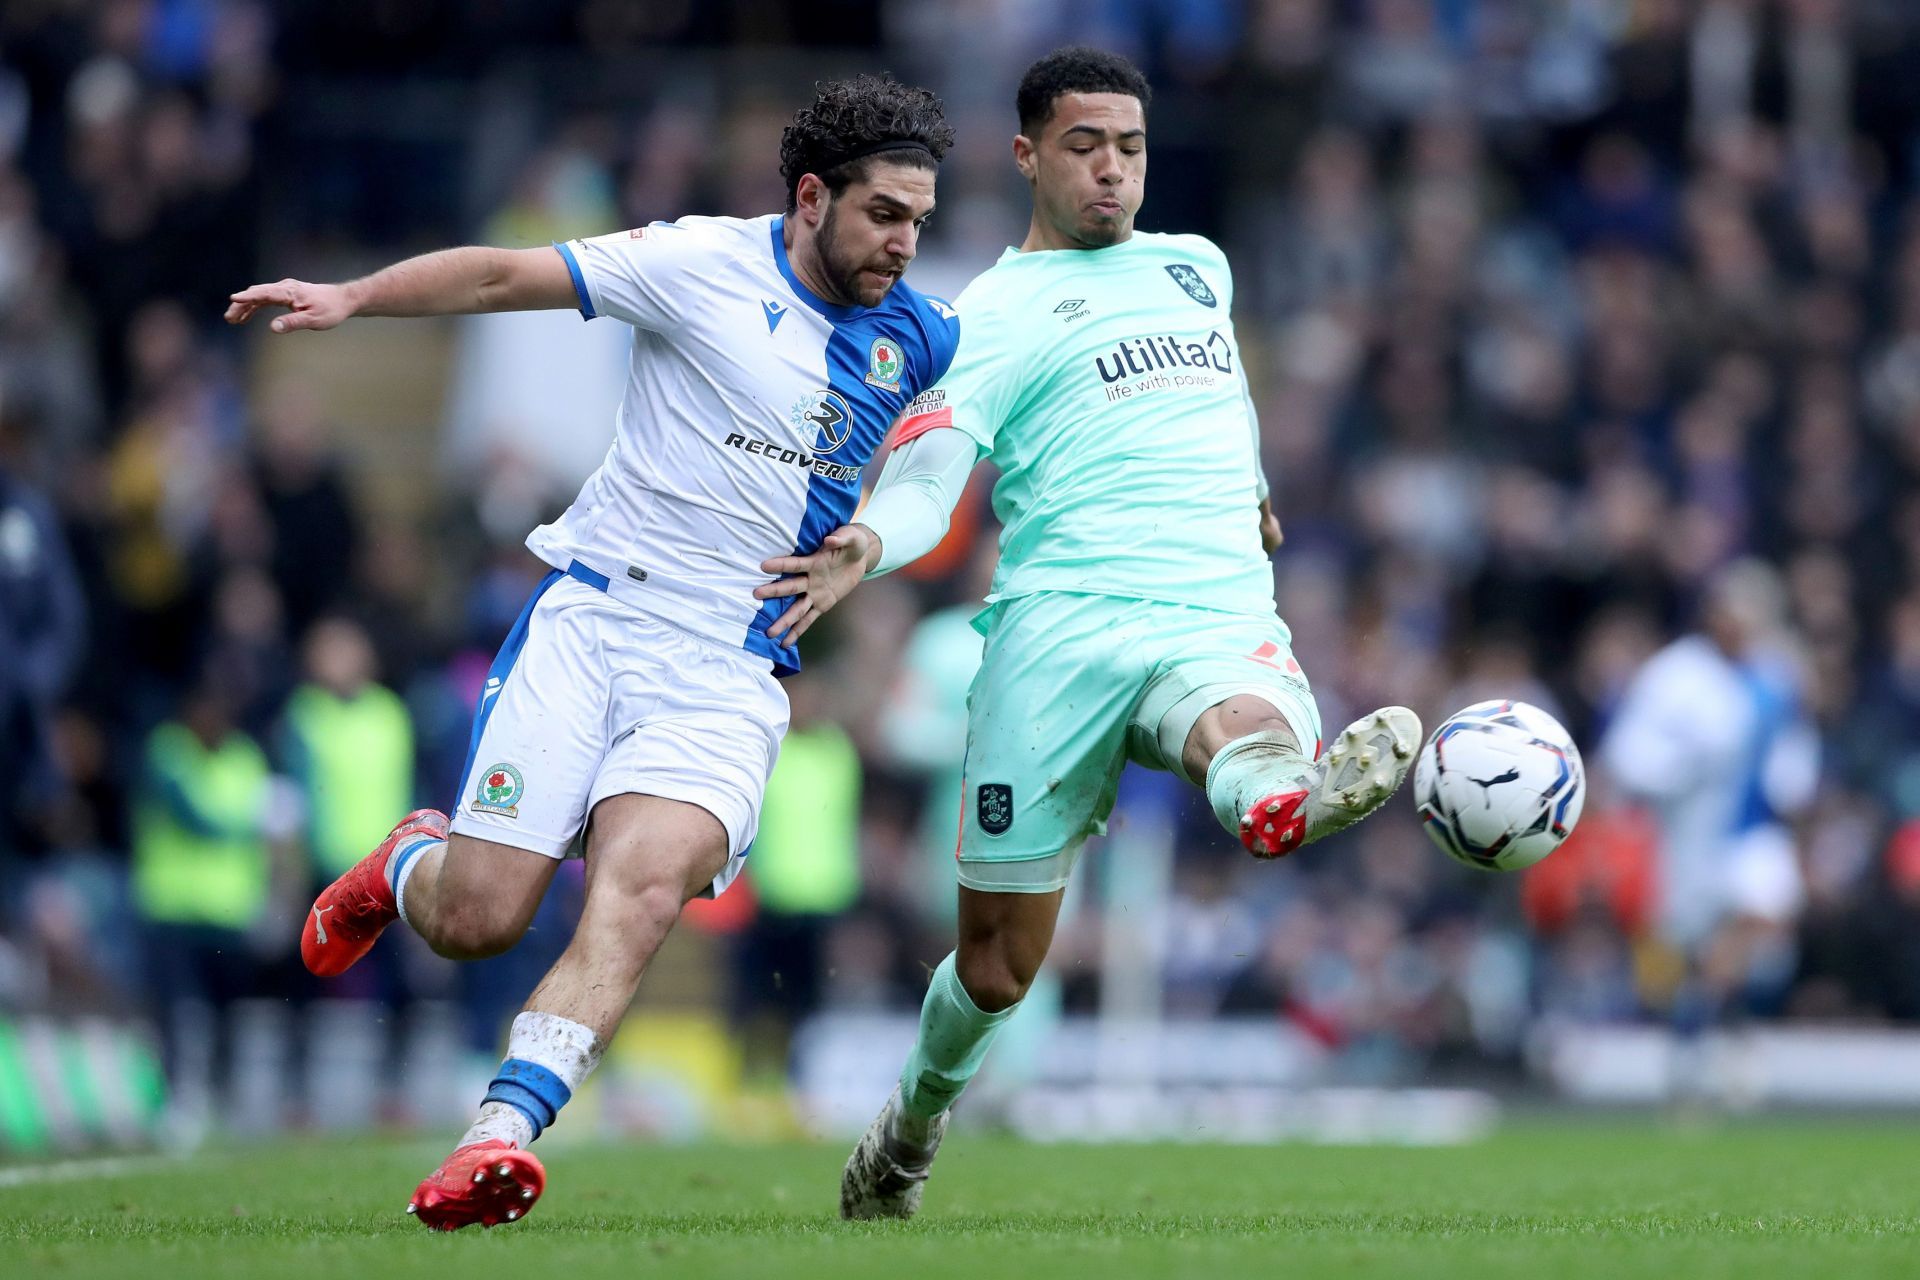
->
xmin=4 ymin=1120 xmax=1916 ymax=1279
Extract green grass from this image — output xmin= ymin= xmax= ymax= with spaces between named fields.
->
xmin=5 ymin=1121 xmax=1918 ymax=1279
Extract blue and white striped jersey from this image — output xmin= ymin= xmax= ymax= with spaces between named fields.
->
xmin=536 ymin=213 xmax=960 ymax=673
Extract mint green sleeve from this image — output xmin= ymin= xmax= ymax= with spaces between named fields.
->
xmin=861 ymin=426 xmax=980 ymax=577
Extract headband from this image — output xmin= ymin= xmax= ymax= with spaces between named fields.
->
xmin=820 ymin=138 xmax=935 ymax=171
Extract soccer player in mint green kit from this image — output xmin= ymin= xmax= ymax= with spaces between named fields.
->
xmin=756 ymin=48 xmax=1421 ymax=1219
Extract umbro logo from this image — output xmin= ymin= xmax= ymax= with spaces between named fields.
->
xmin=762 ymin=300 xmax=788 ymax=333
xmin=1053 ymin=299 xmax=1085 ymax=313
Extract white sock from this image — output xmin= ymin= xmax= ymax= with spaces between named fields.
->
xmin=458 ymin=1012 xmax=604 ymax=1149
xmin=1204 ymin=728 xmax=1309 ymax=834
xmin=462 ymin=1099 xmax=535 ymax=1148
xmin=387 ymin=835 xmax=443 ymax=927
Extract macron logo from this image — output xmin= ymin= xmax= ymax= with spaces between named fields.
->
xmin=762 ymin=300 xmax=788 ymax=333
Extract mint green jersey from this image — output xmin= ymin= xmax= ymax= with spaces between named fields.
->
xmin=899 ymin=232 xmax=1272 ymax=619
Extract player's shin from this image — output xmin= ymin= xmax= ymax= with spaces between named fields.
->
xmin=459 ymin=1011 xmax=605 ymax=1148
xmin=898 ymin=952 xmax=1019 ymax=1136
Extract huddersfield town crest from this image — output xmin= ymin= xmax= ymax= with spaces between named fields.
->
xmin=473 ymin=763 xmax=524 ymax=818
xmin=865 ymin=336 xmax=904 ymax=391
xmin=977 ymin=783 xmax=1013 ymax=836
xmin=1164 ymin=263 xmax=1217 ymax=307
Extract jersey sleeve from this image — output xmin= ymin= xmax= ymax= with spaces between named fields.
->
xmin=891 ymin=287 xmax=1019 ymax=456
xmin=552 ymin=220 xmax=722 ymax=331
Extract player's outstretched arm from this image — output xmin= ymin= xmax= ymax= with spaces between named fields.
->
xmin=754 ymin=425 xmax=979 ymax=642
xmin=225 ymin=246 xmax=579 ymax=333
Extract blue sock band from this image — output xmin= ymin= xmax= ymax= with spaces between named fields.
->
xmin=387 ymin=835 xmax=441 ymax=891
xmin=483 ymin=1058 xmax=574 ymax=1140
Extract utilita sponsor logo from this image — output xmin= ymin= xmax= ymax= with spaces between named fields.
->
xmin=1094 ymin=330 xmax=1234 ymax=383
xmin=723 ymin=432 xmax=862 ymax=482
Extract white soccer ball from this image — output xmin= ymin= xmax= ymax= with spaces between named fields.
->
xmin=1413 ymin=699 xmax=1585 ymax=872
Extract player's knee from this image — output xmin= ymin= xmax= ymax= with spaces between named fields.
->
xmin=614 ymin=878 xmax=685 ymax=933
xmin=428 ymin=900 xmax=531 ymax=961
xmin=955 ymin=947 xmax=1035 ymax=1013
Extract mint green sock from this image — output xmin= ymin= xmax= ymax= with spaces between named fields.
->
xmin=898 ymin=952 xmax=1018 ymax=1118
xmin=1204 ymin=728 xmax=1308 ymax=834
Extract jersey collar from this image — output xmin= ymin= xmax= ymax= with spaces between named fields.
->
xmin=770 ymin=215 xmax=863 ymax=322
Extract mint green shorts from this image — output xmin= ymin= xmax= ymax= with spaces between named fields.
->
xmin=956 ymin=591 xmax=1322 ymax=893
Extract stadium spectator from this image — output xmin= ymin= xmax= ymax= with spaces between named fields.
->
xmin=131 ymin=673 xmax=279 ymax=1133
xmin=0 ymin=403 xmax=86 ymax=858
xmin=279 ymin=616 xmax=414 ymax=886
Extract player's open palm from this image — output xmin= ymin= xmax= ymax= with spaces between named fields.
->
xmin=225 ymin=279 xmax=356 ymax=333
xmin=755 ymin=524 xmax=877 ymax=643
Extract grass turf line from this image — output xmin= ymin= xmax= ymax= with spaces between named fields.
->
xmin=3 ymin=1122 xmax=1916 ymax=1280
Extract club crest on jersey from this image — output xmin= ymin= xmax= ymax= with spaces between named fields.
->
xmin=473 ymin=763 xmax=524 ymax=818
xmin=977 ymin=783 xmax=1013 ymax=836
xmin=865 ymin=337 xmax=904 ymax=391
xmin=1165 ymin=263 xmax=1217 ymax=308
xmin=790 ymin=390 xmax=853 ymax=454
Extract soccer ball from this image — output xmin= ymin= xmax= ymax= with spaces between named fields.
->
xmin=1413 ymin=700 xmax=1585 ymax=872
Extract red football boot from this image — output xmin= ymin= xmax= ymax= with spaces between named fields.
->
xmin=300 ymin=808 xmax=448 ymax=977
xmin=406 ymin=1139 xmax=546 ymax=1231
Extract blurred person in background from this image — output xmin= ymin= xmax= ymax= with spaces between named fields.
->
xmin=0 ymin=399 xmax=86 ymax=857
xmin=223 ymin=75 xmax=957 ymax=1228
xmin=731 ymin=674 xmax=862 ymax=1071
xmin=252 ymin=383 xmax=360 ymax=636
xmin=132 ymin=672 xmax=279 ymax=1142
xmin=279 ymin=616 xmax=413 ymax=911
xmin=1601 ymin=559 xmax=1818 ymax=1034
xmin=876 ymin=540 xmax=994 ymax=923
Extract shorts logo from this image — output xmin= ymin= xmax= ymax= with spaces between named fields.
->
xmin=791 ymin=390 xmax=853 ymax=454
xmin=473 ymin=763 xmax=525 ymax=818
xmin=977 ymin=783 xmax=1013 ymax=836
xmin=1165 ymin=263 xmax=1217 ymax=307
xmin=1245 ymin=641 xmax=1309 ymax=687
xmin=865 ymin=337 xmax=904 ymax=392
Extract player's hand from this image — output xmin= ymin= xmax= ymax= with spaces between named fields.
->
xmin=225 ymin=279 xmax=356 ymax=332
xmin=1259 ymin=496 xmax=1284 ymax=555
xmin=754 ymin=524 xmax=880 ymax=644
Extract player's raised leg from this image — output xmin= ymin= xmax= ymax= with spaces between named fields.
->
xmin=842 ymin=885 xmax=1064 ymax=1219
xmin=410 ymin=792 xmax=730 ymax=1230
xmin=1189 ymin=694 xmax=1421 ymax=858
xmin=299 ymin=818 xmax=556 ymax=976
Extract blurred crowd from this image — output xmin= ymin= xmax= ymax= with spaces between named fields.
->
xmin=3 ymin=0 xmax=1920 ymax=1110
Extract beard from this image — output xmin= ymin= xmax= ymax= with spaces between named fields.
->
xmin=818 ymin=202 xmax=900 ymax=307
xmin=1075 ymin=212 xmax=1129 ymax=246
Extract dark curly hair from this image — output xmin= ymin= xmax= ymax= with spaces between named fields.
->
xmin=779 ymin=75 xmax=955 ymax=213
xmin=1016 ymin=46 xmax=1151 ymax=134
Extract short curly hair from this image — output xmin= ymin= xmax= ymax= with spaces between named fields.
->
xmin=779 ymin=75 xmax=955 ymax=213
xmin=1016 ymin=46 xmax=1152 ymax=134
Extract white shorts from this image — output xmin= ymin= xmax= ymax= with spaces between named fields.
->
xmin=450 ymin=567 xmax=788 ymax=897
